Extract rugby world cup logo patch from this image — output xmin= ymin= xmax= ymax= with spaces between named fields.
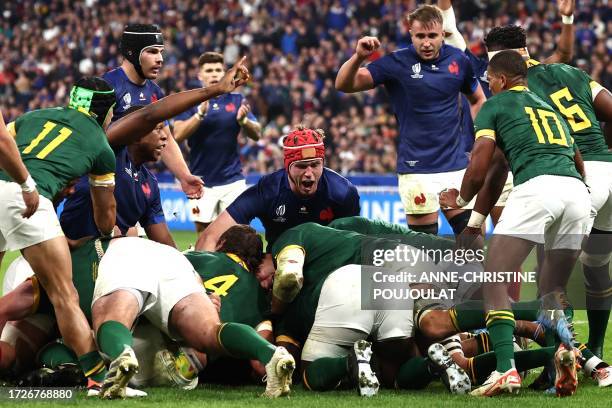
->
xmin=274 ymin=204 xmax=287 ymax=223
xmin=411 ymin=63 xmax=423 ymax=79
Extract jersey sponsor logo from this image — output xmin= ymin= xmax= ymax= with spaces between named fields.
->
xmin=192 ymin=206 xmax=200 ymax=215
xmin=299 ymin=206 xmax=308 ymax=214
xmin=431 ymin=64 xmax=439 ymax=71
xmin=141 ymin=182 xmax=151 ymax=198
xmin=411 ymin=63 xmax=423 ymax=79
xmin=139 ymin=92 xmax=146 ymax=101
xmin=225 ymin=102 xmax=236 ymax=112
xmin=122 ymin=93 xmax=132 ymax=110
xmin=448 ymin=61 xmax=459 ymax=75
xmin=406 ymin=160 xmax=419 ymax=167
xmin=319 ymin=206 xmax=334 ymax=222
xmin=479 ymin=70 xmax=489 ymax=83
xmin=414 ymin=193 xmax=427 ymax=206
xmin=273 ymin=204 xmax=287 ymax=222
xmin=212 ymin=103 xmax=220 ymax=111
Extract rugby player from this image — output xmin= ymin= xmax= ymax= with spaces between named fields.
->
xmin=107 ymin=23 xmax=203 ymax=198
xmin=195 ymin=126 xmax=360 ymax=294
xmin=440 ymin=51 xmax=590 ymax=396
xmin=0 ymin=77 xmax=118 ymax=390
xmin=336 ymin=4 xmax=486 ymax=236
xmin=174 ymin=52 xmax=261 ymax=236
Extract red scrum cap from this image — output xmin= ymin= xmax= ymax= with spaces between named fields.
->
xmin=283 ymin=126 xmax=325 ymax=170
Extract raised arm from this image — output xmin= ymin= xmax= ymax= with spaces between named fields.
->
xmin=107 ymin=57 xmax=250 ymax=146
xmin=438 ymin=0 xmax=467 ymax=51
xmin=335 ymin=37 xmax=379 ymax=93
xmin=543 ymin=0 xmax=575 ymax=64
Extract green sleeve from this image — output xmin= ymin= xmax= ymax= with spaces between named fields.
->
xmin=473 ymin=99 xmax=498 ymax=142
xmin=90 ymin=143 xmax=116 ymax=178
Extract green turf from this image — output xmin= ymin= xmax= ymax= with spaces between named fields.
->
xmin=0 ymin=231 xmax=609 ymax=406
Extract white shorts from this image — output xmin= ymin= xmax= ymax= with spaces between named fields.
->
xmin=0 ymin=181 xmax=64 ymax=252
xmin=92 ymin=238 xmax=205 ymax=339
xmin=494 ymin=175 xmax=591 ymax=250
xmin=188 ymin=179 xmax=247 ymax=224
xmin=130 ymin=322 xmax=171 ymax=387
xmin=494 ymin=172 xmax=514 ymax=207
xmin=301 ymin=264 xmax=413 ymax=362
xmin=398 ymin=170 xmax=475 ymax=215
xmin=584 ymin=161 xmax=612 ymax=232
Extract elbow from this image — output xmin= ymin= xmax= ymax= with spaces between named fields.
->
xmin=557 ymin=50 xmax=573 ymax=64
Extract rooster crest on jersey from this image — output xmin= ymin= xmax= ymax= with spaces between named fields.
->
xmin=282 ymin=126 xmax=325 ymax=170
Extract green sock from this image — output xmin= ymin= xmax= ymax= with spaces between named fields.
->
xmin=469 ymin=347 xmax=555 ymax=385
xmin=303 ymin=357 xmax=347 ymax=391
xmin=584 ymin=265 xmax=611 ymax=358
xmin=96 ymin=320 xmax=133 ymax=360
xmin=39 ymin=342 xmax=78 ymax=368
xmin=77 ymin=351 xmax=107 ymax=383
xmin=486 ymin=310 xmax=516 ymax=373
xmin=218 ymin=323 xmax=275 ymax=364
xmin=395 ymin=357 xmax=433 ymax=390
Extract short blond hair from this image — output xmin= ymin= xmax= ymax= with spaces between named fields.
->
xmin=407 ymin=5 xmax=443 ymax=28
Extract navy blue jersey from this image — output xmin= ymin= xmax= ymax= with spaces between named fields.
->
xmin=366 ymin=44 xmax=479 ymax=174
xmin=174 ymin=93 xmax=256 ymax=187
xmin=102 ymin=68 xmax=165 ymax=122
xmin=60 ymin=146 xmax=165 ymax=239
xmin=226 ymin=168 xmax=361 ymax=248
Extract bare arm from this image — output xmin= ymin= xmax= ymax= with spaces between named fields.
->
xmin=459 ymin=138 xmax=496 ymax=202
xmin=237 ymin=102 xmax=261 ymax=141
xmin=159 ymin=124 xmax=203 ymax=199
xmin=90 ymin=185 xmax=116 ymax=236
xmin=574 ymin=146 xmax=585 ymax=179
xmin=107 ymin=57 xmax=250 ymax=147
xmin=0 ymin=113 xmax=39 ymax=218
xmin=593 ymin=87 xmax=612 ymax=122
xmin=543 ymin=0 xmax=575 ymax=64
xmin=144 ymin=222 xmax=177 ymax=248
xmin=471 ymin=147 xmax=509 ymax=216
xmin=194 ymin=210 xmax=237 ymax=251
xmin=466 ymin=84 xmax=487 ymax=120
xmin=438 ymin=0 xmax=467 ymax=51
xmin=335 ymin=36 xmax=379 ymax=93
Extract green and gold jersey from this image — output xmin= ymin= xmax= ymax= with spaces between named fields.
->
xmin=184 ymin=251 xmax=270 ymax=328
xmin=36 ymin=238 xmax=108 ymax=321
xmin=526 ymin=60 xmax=611 ymax=163
xmin=474 ymin=86 xmax=581 ymax=186
xmin=0 ymin=107 xmax=116 ymax=200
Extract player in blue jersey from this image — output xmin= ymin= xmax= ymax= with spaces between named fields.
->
xmin=195 ymin=126 xmax=360 ymax=284
xmin=173 ymin=52 xmax=261 ymax=236
xmin=336 ymin=5 xmax=486 ymax=236
xmin=103 ymin=23 xmax=203 ymax=199
xmin=60 ymin=105 xmax=175 ymax=247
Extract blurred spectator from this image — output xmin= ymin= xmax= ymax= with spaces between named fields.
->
xmin=0 ymin=0 xmax=609 ymax=176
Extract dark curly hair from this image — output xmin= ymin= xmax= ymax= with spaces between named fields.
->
xmin=217 ymin=225 xmax=264 ymax=274
xmin=484 ymin=25 xmax=527 ymax=51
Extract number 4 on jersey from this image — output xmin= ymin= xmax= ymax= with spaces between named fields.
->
xmin=23 ymin=121 xmax=73 ymax=159
xmin=204 ymin=274 xmax=239 ymax=297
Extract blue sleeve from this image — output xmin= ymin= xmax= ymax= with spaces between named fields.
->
xmin=226 ymin=184 xmax=265 ymax=224
xmin=460 ymin=53 xmax=479 ymax=95
xmin=339 ymin=185 xmax=361 ymax=217
xmin=365 ymin=55 xmax=394 ymax=86
xmin=140 ymin=184 xmax=166 ymax=227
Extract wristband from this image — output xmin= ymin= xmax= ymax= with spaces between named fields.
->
xmin=238 ymin=116 xmax=247 ymax=126
xmin=455 ymin=195 xmax=469 ymax=208
xmin=20 ymin=175 xmax=37 ymax=193
xmin=467 ymin=211 xmax=486 ymax=228
xmin=562 ymin=14 xmax=574 ymax=24
xmin=194 ymin=111 xmax=203 ymax=120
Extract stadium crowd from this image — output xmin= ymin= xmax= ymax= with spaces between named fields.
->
xmin=0 ymin=0 xmax=609 ymax=175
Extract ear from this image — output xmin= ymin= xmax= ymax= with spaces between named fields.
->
xmin=500 ymin=73 xmax=508 ymax=90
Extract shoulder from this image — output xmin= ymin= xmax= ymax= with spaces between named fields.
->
xmin=147 ymin=79 xmax=164 ymax=95
xmin=321 ymin=168 xmax=358 ymax=198
xmin=102 ymin=68 xmax=124 ymax=87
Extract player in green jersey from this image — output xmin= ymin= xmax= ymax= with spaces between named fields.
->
xmin=0 ymin=77 xmax=118 ymax=391
xmin=441 ymin=50 xmax=590 ymax=397
xmin=480 ymin=24 xmax=612 ymax=365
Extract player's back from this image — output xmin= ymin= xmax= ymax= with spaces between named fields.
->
xmin=526 ymin=61 xmax=611 ymax=162
xmin=476 ymin=87 xmax=580 ymax=186
xmin=0 ymin=107 xmax=115 ymax=200
xmin=184 ymin=251 xmax=269 ymax=327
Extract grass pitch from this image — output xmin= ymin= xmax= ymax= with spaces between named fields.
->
xmin=0 ymin=230 xmax=610 ymax=407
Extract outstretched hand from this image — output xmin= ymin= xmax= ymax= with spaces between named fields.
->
xmin=558 ymin=0 xmax=575 ymax=16
xmin=217 ymin=56 xmax=250 ymax=94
